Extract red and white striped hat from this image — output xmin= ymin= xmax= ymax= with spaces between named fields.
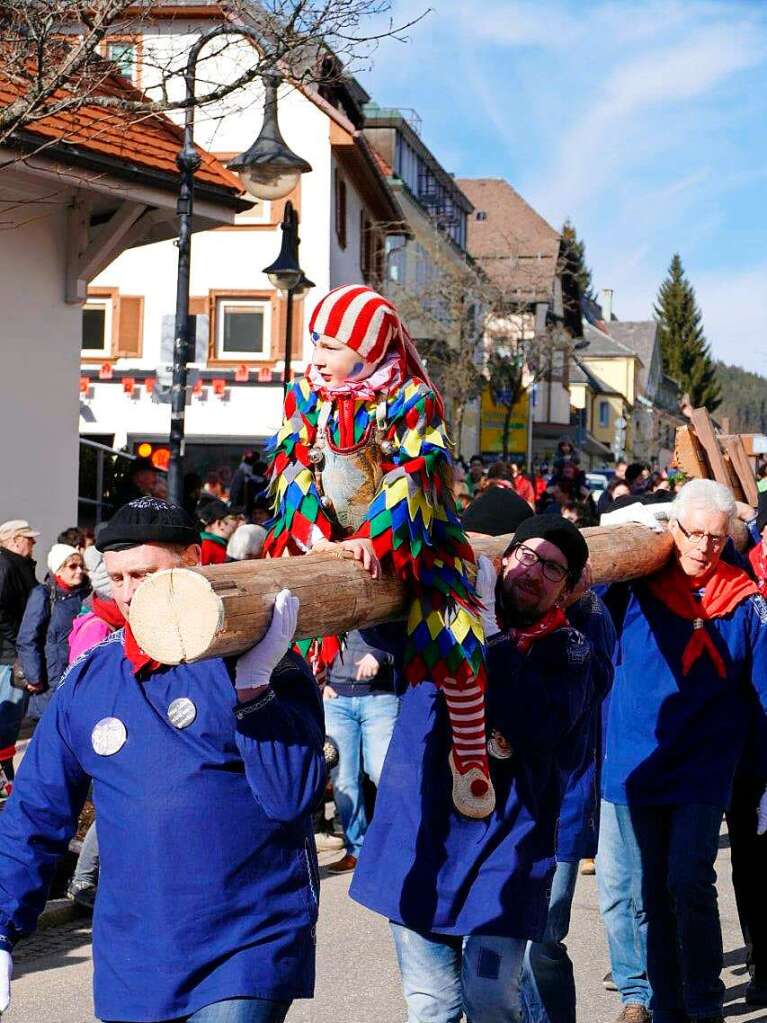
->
xmin=309 ymin=285 xmax=399 ymax=365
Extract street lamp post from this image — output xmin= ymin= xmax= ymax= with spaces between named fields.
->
xmin=263 ymin=200 xmax=314 ymax=397
xmin=167 ymin=27 xmax=312 ymax=506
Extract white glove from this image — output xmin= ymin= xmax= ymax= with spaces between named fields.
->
xmin=0 ymin=949 xmax=12 ymax=1014
xmin=757 ymin=786 xmax=767 ymax=836
xmin=476 ymin=555 xmax=500 ymax=640
xmin=600 ymin=501 xmax=669 ymax=533
xmin=235 ymin=589 xmax=299 ymax=690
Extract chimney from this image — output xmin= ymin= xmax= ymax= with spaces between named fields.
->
xmin=599 ymin=288 xmax=614 ymax=322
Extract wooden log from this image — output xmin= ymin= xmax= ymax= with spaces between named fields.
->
xmin=129 ymin=525 xmax=676 ymax=665
xmin=675 ymin=425 xmax=709 ymax=480
xmin=690 ymin=408 xmax=731 ymax=488
xmin=720 ymin=435 xmax=759 ymax=507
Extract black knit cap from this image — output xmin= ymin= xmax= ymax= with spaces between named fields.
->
xmin=96 ymin=497 xmax=201 ymax=552
xmin=508 ymin=514 xmax=589 ymax=583
xmin=757 ymin=490 xmax=767 ymax=534
xmin=462 ymin=486 xmax=533 ymax=537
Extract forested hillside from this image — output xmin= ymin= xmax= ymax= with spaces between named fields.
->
xmin=715 ymin=361 xmax=767 ymax=432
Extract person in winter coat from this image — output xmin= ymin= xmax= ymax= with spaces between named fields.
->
xmin=16 ymin=543 xmax=91 ymax=719
xmin=0 ymin=520 xmax=40 ymax=787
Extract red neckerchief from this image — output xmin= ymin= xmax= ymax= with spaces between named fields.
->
xmin=504 ymin=605 xmax=568 ymax=654
xmin=123 ymin=623 xmax=162 ymax=678
xmin=646 ymin=558 xmax=758 ymax=678
xmin=54 ymin=574 xmax=76 ymax=592
xmin=91 ymin=596 xmax=126 ymax=630
xmin=748 ymin=544 xmax=767 ymax=596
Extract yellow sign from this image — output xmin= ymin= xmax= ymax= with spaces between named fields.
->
xmin=480 ymin=386 xmax=529 ymax=455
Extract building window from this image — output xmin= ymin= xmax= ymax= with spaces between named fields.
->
xmin=599 ymin=400 xmax=610 ymax=427
xmin=106 ymin=42 xmax=137 ymax=81
xmin=334 ymin=169 xmax=347 ymax=249
xmin=215 ymin=297 xmax=271 ymax=360
xmin=81 ymin=297 xmax=113 ymax=356
xmin=476 ymin=211 xmax=487 ymax=221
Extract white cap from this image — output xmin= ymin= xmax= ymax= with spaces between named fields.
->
xmin=47 ymin=543 xmax=80 ymax=576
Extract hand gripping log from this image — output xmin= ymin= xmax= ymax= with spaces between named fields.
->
xmin=128 ymin=524 xmax=685 ymax=666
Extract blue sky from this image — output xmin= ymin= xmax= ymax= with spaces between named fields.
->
xmin=357 ymin=0 xmax=767 ymax=374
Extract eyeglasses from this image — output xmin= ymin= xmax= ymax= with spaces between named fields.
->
xmin=674 ymin=519 xmax=727 ymax=551
xmin=511 ymin=544 xmax=568 ymax=583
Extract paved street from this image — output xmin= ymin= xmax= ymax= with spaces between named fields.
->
xmin=6 ymin=837 xmax=766 ymax=1023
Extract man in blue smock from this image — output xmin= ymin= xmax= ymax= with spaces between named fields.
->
xmin=601 ymin=479 xmax=767 ymax=1023
xmin=351 ymin=514 xmax=594 ymax=1023
xmin=464 ymin=486 xmax=617 ymax=1023
xmin=0 ymin=498 xmax=326 ymax=1023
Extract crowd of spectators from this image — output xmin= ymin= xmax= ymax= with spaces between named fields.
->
xmin=2 ymin=440 xmax=766 ymax=1023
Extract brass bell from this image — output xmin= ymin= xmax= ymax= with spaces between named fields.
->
xmin=380 ymin=440 xmax=395 ymax=456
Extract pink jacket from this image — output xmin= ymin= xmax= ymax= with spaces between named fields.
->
xmin=68 ymin=612 xmax=114 ymax=664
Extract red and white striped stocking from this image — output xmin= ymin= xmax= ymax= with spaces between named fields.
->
xmin=441 ymin=677 xmax=489 ymax=780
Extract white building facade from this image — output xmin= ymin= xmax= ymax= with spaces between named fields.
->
xmin=84 ymin=13 xmax=403 ymax=488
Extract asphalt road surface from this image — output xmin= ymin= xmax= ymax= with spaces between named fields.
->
xmin=6 ymin=839 xmax=766 ymax=1023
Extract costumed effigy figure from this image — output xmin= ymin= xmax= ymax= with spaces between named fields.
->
xmin=263 ymin=284 xmax=495 ymax=819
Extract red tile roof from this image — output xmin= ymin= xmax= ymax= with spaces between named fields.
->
xmin=0 ymin=65 xmax=242 ymax=194
xmin=370 ymin=147 xmax=392 ymax=178
xmin=456 ymin=178 xmax=560 ymax=298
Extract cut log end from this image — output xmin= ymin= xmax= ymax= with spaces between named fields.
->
xmin=128 ymin=568 xmax=224 ymax=665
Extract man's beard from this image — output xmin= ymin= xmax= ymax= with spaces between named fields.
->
xmin=497 ymin=575 xmax=546 ymax=627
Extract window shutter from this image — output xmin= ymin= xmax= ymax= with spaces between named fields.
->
xmin=115 ymin=296 xmax=143 ymax=357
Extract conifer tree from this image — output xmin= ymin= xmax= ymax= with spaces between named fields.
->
xmin=654 ymin=254 xmax=721 ymax=412
xmin=561 ymin=220 xmax=594 ymax=300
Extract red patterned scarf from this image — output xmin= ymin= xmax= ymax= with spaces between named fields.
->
xmin=503 ymin=605 xmax=568 ymax=654
xmin=646 ymin=558 xmax=758 ymax=678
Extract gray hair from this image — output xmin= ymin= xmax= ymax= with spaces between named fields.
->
xmin=669 ymin=479 xmax=736 ymax=533
xmin=226 ymin=524 xmax=267 ymax=561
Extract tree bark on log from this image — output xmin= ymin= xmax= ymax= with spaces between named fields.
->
xmin=129 ymin=524 xmax=683 ymax=666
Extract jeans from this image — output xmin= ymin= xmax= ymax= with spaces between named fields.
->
xmin=113 ymin=996 xmax=291 ymax=1022
xmin=604 ymin=801 xmax=725 ymax=1023
xmin=520 ymin=860 xmax=579 ymax=1023
xmin=324 ymin=692 xmax=399 ymax=856
xmin=73 ymin=821 xmax=100 ymax=887
xmin=390 ymin=921 xmax=527 ymax=1023
xmin=596 ymin=800 xmax=650 ymax=1008
xmin=0 ymin=665 xmax=27 ymax=780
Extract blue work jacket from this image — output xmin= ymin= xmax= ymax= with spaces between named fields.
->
xmin=602 ymin=583 xmax=767 ymax=808
xmin=350 ymin=624 xmax=593 ymax=941
xmin=0 ymin=634 xmax=326 ymax=1022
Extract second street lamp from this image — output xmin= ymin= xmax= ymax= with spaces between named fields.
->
xmin=263 ymin=201 xmax=314 ymax=396
xmin=167 ymin=26 xmax=312 ymax=506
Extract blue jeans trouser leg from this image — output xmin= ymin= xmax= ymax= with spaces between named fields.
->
xmin=112 ymin=996 xmax=291 ymax=1023
xmin=325 ymin=693 xmax=398 ymax=856
xmin=520 ymin=859 xmax=579 ymax=1023
xmin=596 ymin=800 xmax=650 ymax=1008
xmin=625 ymin=802 xmax=725 ymax=1023
xmin=390 ymin=921 xmax=526 ymax=1023
xmin=0 ymin=665 xmax=28 ymax=780
xmin=73 ymin=821 xmax=99 ymax=887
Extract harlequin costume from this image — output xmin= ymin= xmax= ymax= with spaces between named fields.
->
xmin=264 ymin=285 xmax=494 ymax=818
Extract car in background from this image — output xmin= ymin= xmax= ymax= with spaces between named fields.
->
xmin=585 ymin=470 xmax=615 ymax=498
